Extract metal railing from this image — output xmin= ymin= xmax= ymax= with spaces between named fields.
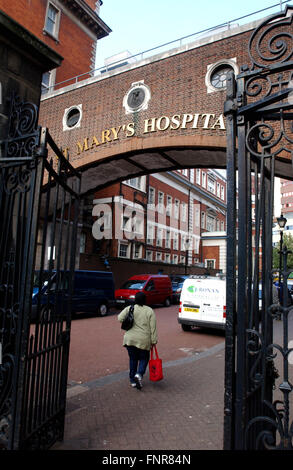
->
xmin=43 ymin=1 xmax=292 ymax=94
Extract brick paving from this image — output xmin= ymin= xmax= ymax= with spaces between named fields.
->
xmin=52 ymin=342 xmax=225 ymax=451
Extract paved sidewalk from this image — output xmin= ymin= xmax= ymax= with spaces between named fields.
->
xmin=52 ymin=341 xmax=225 ymax=451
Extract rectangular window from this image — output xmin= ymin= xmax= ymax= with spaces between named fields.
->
xmin=147 ymin=224 xmax=154 ymax=244
xmin=124 ymin=176 xmax=145 ymax=191
xmin=148 ymin=187 xmax=155 ymax=207
xmin=165 ymin=253 xmax=170 ymax=264
xmin=119 ymin=243 xmax=129 ymax=258
xmin=221 ymin=185 xmax=225 ymax=200
xmin=41 ymin=69 xmax=56 ymax=94
xmin=156 ymin=228 xmax=163 ymax=247
xmin=196 ymin=169 xmax=201 ymax=184
xmin=207 ymin=177 xmax=216 ymax=194
xmin=44 ymin=2 xmax=60 ymax=38
xmin=202 ymin=172 xmax=206 ymax=188
xmin=165 ymin=229 xmax=171 ymax=249
xmin=172 ymin=254 xmax=178 ymax=264
xmin=166 ymin=195 xmax=172 ymax=216
xmin=206 ymin=215 xmax=215 ymax=232
xmin=217 ymin=182 xmax=221 ymax=198
xmin=174 ymin=199 xmax=180 ymax=219
xmin=146 ymin=250 xmax=153 ymax=261
xmin=205 ymin=259 xmax=216 ymax=269
xmin=181 ymin=202 xmax=187 ymax=222
xmin=201 ymin=212 xmax=205 ymax=229
xmin=156 ymin=252 xmax=162 ymax=261
xmin=158 ymin=191 xmax=164 ymax=213
xmin=133 ymin=243 xmax=142 ymax=259
xmin=173 ymin=232 xmax=179 ymax=250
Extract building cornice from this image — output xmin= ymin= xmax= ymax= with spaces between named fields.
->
xmin=61 ymin=0 xmax=111 ymax=38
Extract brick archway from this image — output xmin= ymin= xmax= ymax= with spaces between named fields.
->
xmin=78 ymin=134 xmax=227 ymax=195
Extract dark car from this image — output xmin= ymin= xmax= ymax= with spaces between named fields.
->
xmin=32 ymin=270 xmax=115 ymax=321
xmin=170 ymin=275 xmax=189 ymax=303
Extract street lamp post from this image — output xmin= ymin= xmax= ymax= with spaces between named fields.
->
xmin=277 ymin=214 xmax=287 ymax=306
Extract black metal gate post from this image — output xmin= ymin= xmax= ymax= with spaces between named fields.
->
xmin=0 ymin=94 xmax=81 ymax=449
xmin=224 ymin=6 xmax=293 ymax=450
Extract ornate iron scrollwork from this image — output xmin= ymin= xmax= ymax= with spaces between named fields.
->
xmin=247 ymin=6 xmax=293 ymax=70
xmin=2 ymin=92 xmax=40 ymax=159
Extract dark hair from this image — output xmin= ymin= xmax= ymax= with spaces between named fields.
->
xmin=135 ymin=291 xmax=146 ymax=306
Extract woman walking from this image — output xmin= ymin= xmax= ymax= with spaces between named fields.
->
xmin=118 ymin=292 xmax=157 ymax=389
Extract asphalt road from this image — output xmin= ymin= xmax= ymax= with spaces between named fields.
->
xmin=67 ymin=304 xmax=225 ymax=385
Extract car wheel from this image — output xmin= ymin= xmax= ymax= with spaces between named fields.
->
xmin=181 ymin=324 xmax=192 ymax=331
xmin=164 ymin=297 xmax=171 ymax=307
xmin=98 ymin=303 xmax=108 ymax=317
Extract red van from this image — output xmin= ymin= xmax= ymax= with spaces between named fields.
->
xmin=115 ymin=274 xmax=173 ymax=308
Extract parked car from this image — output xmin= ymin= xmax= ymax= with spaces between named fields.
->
xmin=170 ymin=275 xmax=190 ymax=303
xmin=115 ymin=274 xmax=173 ymax=308
xmin=178 ymin=276 xmax=226 ymax=331
xmin=32 ymin=270 xmax=115 ymax=320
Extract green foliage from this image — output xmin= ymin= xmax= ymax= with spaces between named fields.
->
xmin=272 ymin=233 xmax=293 ymax=270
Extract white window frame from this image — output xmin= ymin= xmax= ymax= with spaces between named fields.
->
xmin=158 ymin=191 xmax=164 ymax=213
xmin=165 ymin=229 xmax=171 ymax=249
xmin=124 ymin=176 xmax=146 ymax=192
xmin=118 ymin=242 xmax=130 ymax=258
xmin=44 ymin=2 xmax=61 ymax=39
xmin=206 ymin=215 xmax=216 ymax=232
xmin=174 ymin=199 xmax=180 ymax=219
xmin=165 ymin=253 xmax=171 ymax=264
xmin=156 ymin=228 xmax=163 ymax=247
xmin=173 ymin=232 xmax=179 ymax=250
xmin=156 ymin=252 xmax=162 ymax=262
xmin=205 ymin=259 xmax=216 ymax=269
xmin=196 ymin=169 xmax=201 ymax=184
xmin=41 ymin=69 xmax=56 ymax=95
xmin=181 ymin=202 xmax=187 ymax=222
xmin=146 ymin=250 xmax=153 ymax=261
xmin=148 ymin=186 xmax=155 ymax=209
xmin=133 ymin=243 xmax=143 ymax=259
xmin=172 ymin=254 xmax=178 ymax=264
xmin=147 ymin=223 xmax=154 ymax=244
xmin=201 ymin=212 xmax=205 ymax=229
xmin=207 ymin=176 xmax=216 ymax=194
xmin=221 ymin=185 xmax=225 ymax=200
xmin=166 ymin=195 xmax=172 ymax=217
xmin=202 ymin=172 xmax=206 ymax=188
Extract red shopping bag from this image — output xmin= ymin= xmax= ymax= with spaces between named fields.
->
xmin=149 ymin=345 xmax=163 ymax=382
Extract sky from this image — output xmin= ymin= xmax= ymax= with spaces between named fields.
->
xmin=95 ymin=0 xmax=290 ymax=68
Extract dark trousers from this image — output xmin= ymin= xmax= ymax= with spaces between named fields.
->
xmin=126 ymin=346 xmax=150 ymax=383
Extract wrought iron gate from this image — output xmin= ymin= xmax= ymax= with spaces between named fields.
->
xmin=0 ymin=94 xmax=81 ymax=449
xmin=224 ymin=7 xmax=293 ymax=449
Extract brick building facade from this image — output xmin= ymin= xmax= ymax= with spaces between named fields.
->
xmin=0 ymin=0 xmax=111 ymax=92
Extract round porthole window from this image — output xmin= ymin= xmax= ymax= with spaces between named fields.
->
xmin=123 ymin=82 xmax=151 ymax=114
xmin=210 ymin=65 xmax=233 ymax=89
xmin=63 ymin=104 xmax=82 ymax=131
xmin=206 ymin=59 xmax=238 ymax=93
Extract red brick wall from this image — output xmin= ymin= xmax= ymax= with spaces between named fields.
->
xmin=38 ymin=26 xmax=253 ymax=172
xmin=1 ymin=0 xmax=95 ymax=84
xmin=202 ymin=246 xmax=220 ymax=269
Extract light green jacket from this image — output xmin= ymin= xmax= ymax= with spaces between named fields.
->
xmin=118 ymin=304 xmax=158 ymax=350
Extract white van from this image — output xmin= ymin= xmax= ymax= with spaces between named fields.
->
xmin=178 ymin=276 xmax=226 ymax=331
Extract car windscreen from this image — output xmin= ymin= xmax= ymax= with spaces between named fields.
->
xmin=33 ymin=271 xmax=54 ymax=287
xmin=120 ymin=279 xmax=146 ymax=290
